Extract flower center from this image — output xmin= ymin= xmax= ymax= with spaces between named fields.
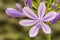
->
xmin=36 ymin=18 xmax=43 ymax=23
xmin=39 ymin=18 xmax=42 ymax=22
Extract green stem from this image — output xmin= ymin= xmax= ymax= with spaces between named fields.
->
xmin=46 ymin=34 xmax=51 ymax=40
xmin=47 ymin=0 xmax=52 ymax=8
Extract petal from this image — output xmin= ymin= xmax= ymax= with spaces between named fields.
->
xmin=23 ymin=6 xmax=38 ymax=19
xmin=43 ymin=11 xmax=59 ymax=22
xmin=6 ymin=8 xmax=23 ymax=17
xmin=16 ymin=3 xmax=22 ymax=11
xmin=41 ymin=22 xmax=51 ymax=34
xmin=29 ymin=23 xmax=40 ymax=37
xmin=27 ymin=0 xmax=32 ymax=8
xmin=38 ymin=2 xmax=46 ymax=18
xmin=50 ymin=13 xmax=60 ymax=24
xmin=19 ymin=19 xmax=37 ymax=26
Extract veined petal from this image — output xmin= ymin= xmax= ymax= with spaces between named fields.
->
xmin=6 ymin=8 xmax=23 ymax=17
xmin=38 ymin=2 xmax=46 ymax=18
xmin=16 ymin=3 xmax=22 ymax=11
xmin=43 ymin=11 xmax=59 ymax=22
xmin=23 ymin=6 xmax=38 ymax=19
xmin=41 ymin=22 xmax=51 ymax=34
xmin=19 ymin=19 xmax=37 ymax=26
xmin=29 ymin=23 xmax=40 ymax=37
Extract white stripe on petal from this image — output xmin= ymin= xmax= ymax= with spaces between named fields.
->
xmin=19 ymin=19 xmax=37 ymax=26
xmin=43 ymin=11 xmax=59 ymax=22
xmin=40 ymin=22 xmax=51 ymax=34
xmin=23 ymin=6 xmax=38 ymax=19
xmin=38 ymin=2 xmax=46 ymax=18
xmin=29 ymin=23 xmax=40 ymax=37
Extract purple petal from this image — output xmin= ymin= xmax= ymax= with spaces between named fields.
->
xmin=19 ymin=19 xmax=37 ymax=26
xmin=23 ymin=6 xmax=38 ymax=19
xmin=43 ymin=11 xmax=59 ymax=22
xmin=50 ymin=13 xmax=60 ymax=24
xmin=6 ymin=8 xmax=23 ymax=17
xmin=40 ymin=22 xmax=51 ymax=34
xmin=27 ymin=0 xmax=32 ymax=8
xmin=16 ymin=3 xmax=22 ymax=11
xmin=29 ymin=23 xmax=40 ymax=37
xmin=38 ymin=2 xmax=46 ymax=18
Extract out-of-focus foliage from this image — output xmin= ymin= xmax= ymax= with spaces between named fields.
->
xmin=0 ymin=0 xmax=60 ymax=40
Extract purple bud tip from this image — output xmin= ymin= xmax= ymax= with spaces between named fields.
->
xmin=52 ymin=3 xmax=56 ymax=9
xmin=40 ymin=0 xmax=44 ymax=2
xmin=16 ymin=3 xmax=22 ymax=11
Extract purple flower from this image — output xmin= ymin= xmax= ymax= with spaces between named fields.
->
xmin=52 ymin=3 xmax=56 ymax=9
xmin=51 ymin=13 xmax=60 ymax=24
xmin=6 ymin=3 xmax=24 ymax=17
xmin=22 ymin=0 xmax=32 ymax=8
xmin=19 ymin=2 xmax=58 ymax=37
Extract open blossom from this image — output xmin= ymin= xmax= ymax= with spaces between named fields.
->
xmin=19 ymin=2 xmax=58 ymax=37
xmin=6 ymin=0 xmax=32 ymax=17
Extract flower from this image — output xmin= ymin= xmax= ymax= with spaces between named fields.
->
xmin=22 ymin=0 xmax=32 ymax=8
xmin=19 ymin=2 xmax=58 ymax=37
xmin=6 ymin=3 xmax=24 ymax=17
xmin=51 ymin=13 xmax=60 ymax=24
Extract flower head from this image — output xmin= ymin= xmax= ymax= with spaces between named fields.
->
xmin=19 ymin=2 xmax=58 ymax=37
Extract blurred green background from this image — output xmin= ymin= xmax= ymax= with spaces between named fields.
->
xmin=0 ymin=0 xmax=60 ymax=40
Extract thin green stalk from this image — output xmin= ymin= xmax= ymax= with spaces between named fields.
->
xmin=46 ymin=34 xmax=51 ymax=40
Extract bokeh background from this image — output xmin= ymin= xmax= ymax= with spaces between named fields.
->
xmin=0 ymin=0 xmax=60 ymax=40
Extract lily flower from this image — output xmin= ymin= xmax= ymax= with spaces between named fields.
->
xmin=19 ymin=2 xmax=58 ymax=37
